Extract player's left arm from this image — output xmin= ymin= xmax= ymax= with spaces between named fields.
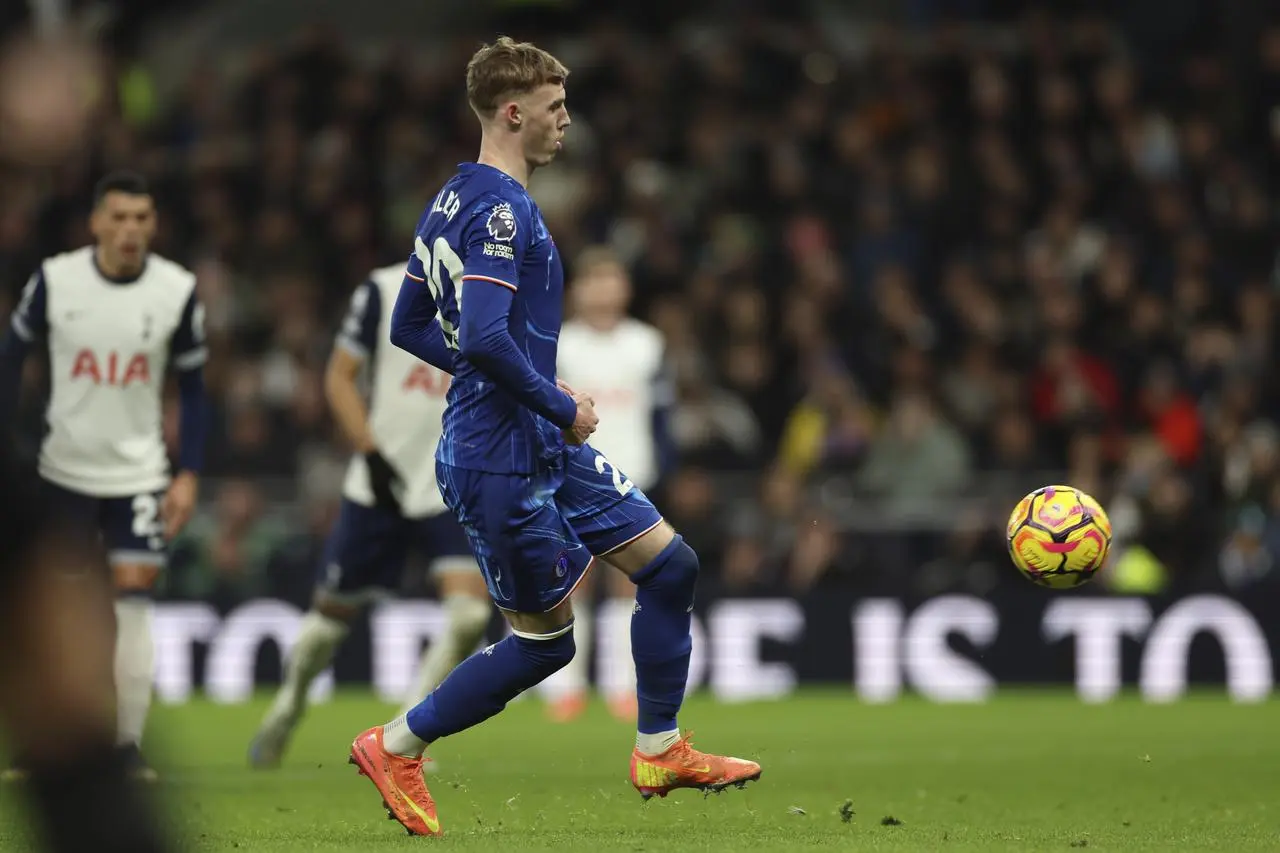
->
xmin=389 ymin=254 xmax=455 ymax=374
xmin=163 ymin=289 xmax=208 ymax=539
xmin=454 ymin=199 xmax=578 ymax=429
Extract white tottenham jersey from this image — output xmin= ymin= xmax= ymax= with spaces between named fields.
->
xmin=557 ymin=318 xmax=665 ymax=490
xmin=11 ymin=246 xmax=205 ymax=496
xmin=338 ymin=263 xmax=451 ymax=518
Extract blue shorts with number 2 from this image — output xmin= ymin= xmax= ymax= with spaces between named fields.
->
xmin=42 ymin=478 xmax=167 ymax=567
xmin=436 ymin=443 xmax=663 ymax=613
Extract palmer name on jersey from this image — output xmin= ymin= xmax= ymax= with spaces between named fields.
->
xmin=12 ymin=246 xmax=205 ymax=496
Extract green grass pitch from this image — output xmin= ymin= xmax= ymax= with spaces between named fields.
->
xmin=2 ymin=689 xmax=1277 ymax=851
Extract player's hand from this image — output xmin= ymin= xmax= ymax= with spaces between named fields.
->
xmin=365 ymin=449 xmax=404 ymax=513
xmin=563 ymin=392 xmax=598 ymax=446
xmin=161 ymin=471 xmax=199 ymax=540
xmin=556 ymin=378 xmax=576 ymax=396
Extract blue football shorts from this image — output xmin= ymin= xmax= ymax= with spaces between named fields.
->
xmin=436 ymin=443 xmax=664 ymax=613
xmin=42 ymin=478 xmax=167 ymax=568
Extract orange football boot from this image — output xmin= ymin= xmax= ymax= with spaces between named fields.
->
xmin=348 ymin=726 xmax=442 ymax=837
xmin=629 ymin=732 xmax=761 ymax=800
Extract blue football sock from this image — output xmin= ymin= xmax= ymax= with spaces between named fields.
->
xmin=405 ymin=626 xmax=575 ymax=743
xmin=630 ymin=535 xmax=699 ymax=735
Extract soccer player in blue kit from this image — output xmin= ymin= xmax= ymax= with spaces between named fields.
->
xmin=347 ymin=37 xmax=761 ymax=836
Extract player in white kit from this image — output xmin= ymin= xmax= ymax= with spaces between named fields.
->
xmin=249 ymin=263 xmax=491 ymax=768
xmin=544 ymin=246 xmax=676 ymax=722
xmin=0 ymin=172 xmax=208 ymax=781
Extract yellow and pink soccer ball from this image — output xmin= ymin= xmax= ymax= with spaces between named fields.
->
xmin=1006 ymin=485 xmax=1112 ymax=588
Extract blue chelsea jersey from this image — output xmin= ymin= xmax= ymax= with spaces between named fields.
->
xmin=408 ymin=163 xmax=567 ymax=474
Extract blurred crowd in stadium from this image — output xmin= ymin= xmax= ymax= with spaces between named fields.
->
xmin=3 ymin=2 xmax=1279 ymax=605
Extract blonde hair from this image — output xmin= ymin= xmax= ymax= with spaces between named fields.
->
xmin=466 ymin=36 xmax=569 ymax=117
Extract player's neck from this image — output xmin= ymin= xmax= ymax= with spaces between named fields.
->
xmin=584 ymin=314 xmax=621 ymax=333
xmin=476 ymin=138 xmax=530 ymax=187
xmin=92 ymin=246 xmax=144 ymax=282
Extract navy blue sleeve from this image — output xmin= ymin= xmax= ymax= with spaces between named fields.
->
xmin=168 ymin=290 xmax=208 ymax=474
xmin=456 ymin=197 xmax=576 ymax=428
xmin=175 ymin=369 xmax=207 ymax=474
xmin=0 ymin=271 xmax=45 ymax=423
xmin=336 ymin=279 xmax=382 ymax=359
xmin=651 ymin=356 xmax=678 ymax=478
xmin=11 ymin=269 xmax=48 ymax=344
xmin=457 ymin=281 xmax=578 ymax=428
xmin=389 ymin=263 xmax=455 ymax=374
xmin=168 ymin=290 xmax=208 ymax=372
xmin=458 ymin=197 xmax=521 ymax=290
xmin=0 ymin=330 xmax=31 ymax=424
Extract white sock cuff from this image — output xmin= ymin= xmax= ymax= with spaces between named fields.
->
xmin=382 ymin=713 xmax=428 ymax=757
xmin=511 ymin=620 xmax=574 ymax=641
xmin=636 ymin=729 xmax=681 ymax=756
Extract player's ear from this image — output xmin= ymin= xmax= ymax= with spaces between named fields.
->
xmin=502 ymin=100 xmax=522 ymax=131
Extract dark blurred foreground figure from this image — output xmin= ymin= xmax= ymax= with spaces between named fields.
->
xmin=0 ymin=449 xmax=170 ymax=853
xmin=0 ymin=30 xmax=170 ymax=853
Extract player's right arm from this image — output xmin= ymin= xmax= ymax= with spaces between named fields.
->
xmin=329 ymin=279 xmax=402 ymax=511
xmin=389 ymin=256 xmax=455 ymax=375
xmin=0 ymin=269 xmax=47 ymax=422
xmin=454 ymin=197 xmax=584 ymax=434
xmin=327 ymin=280 xmax=380 ymax=454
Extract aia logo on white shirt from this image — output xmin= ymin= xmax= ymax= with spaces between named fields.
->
xmin=70 ymin=350 xmax=151 ymax=387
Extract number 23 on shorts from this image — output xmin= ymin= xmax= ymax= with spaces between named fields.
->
xmin=595 ymin=453 xmax=633 ymax=497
